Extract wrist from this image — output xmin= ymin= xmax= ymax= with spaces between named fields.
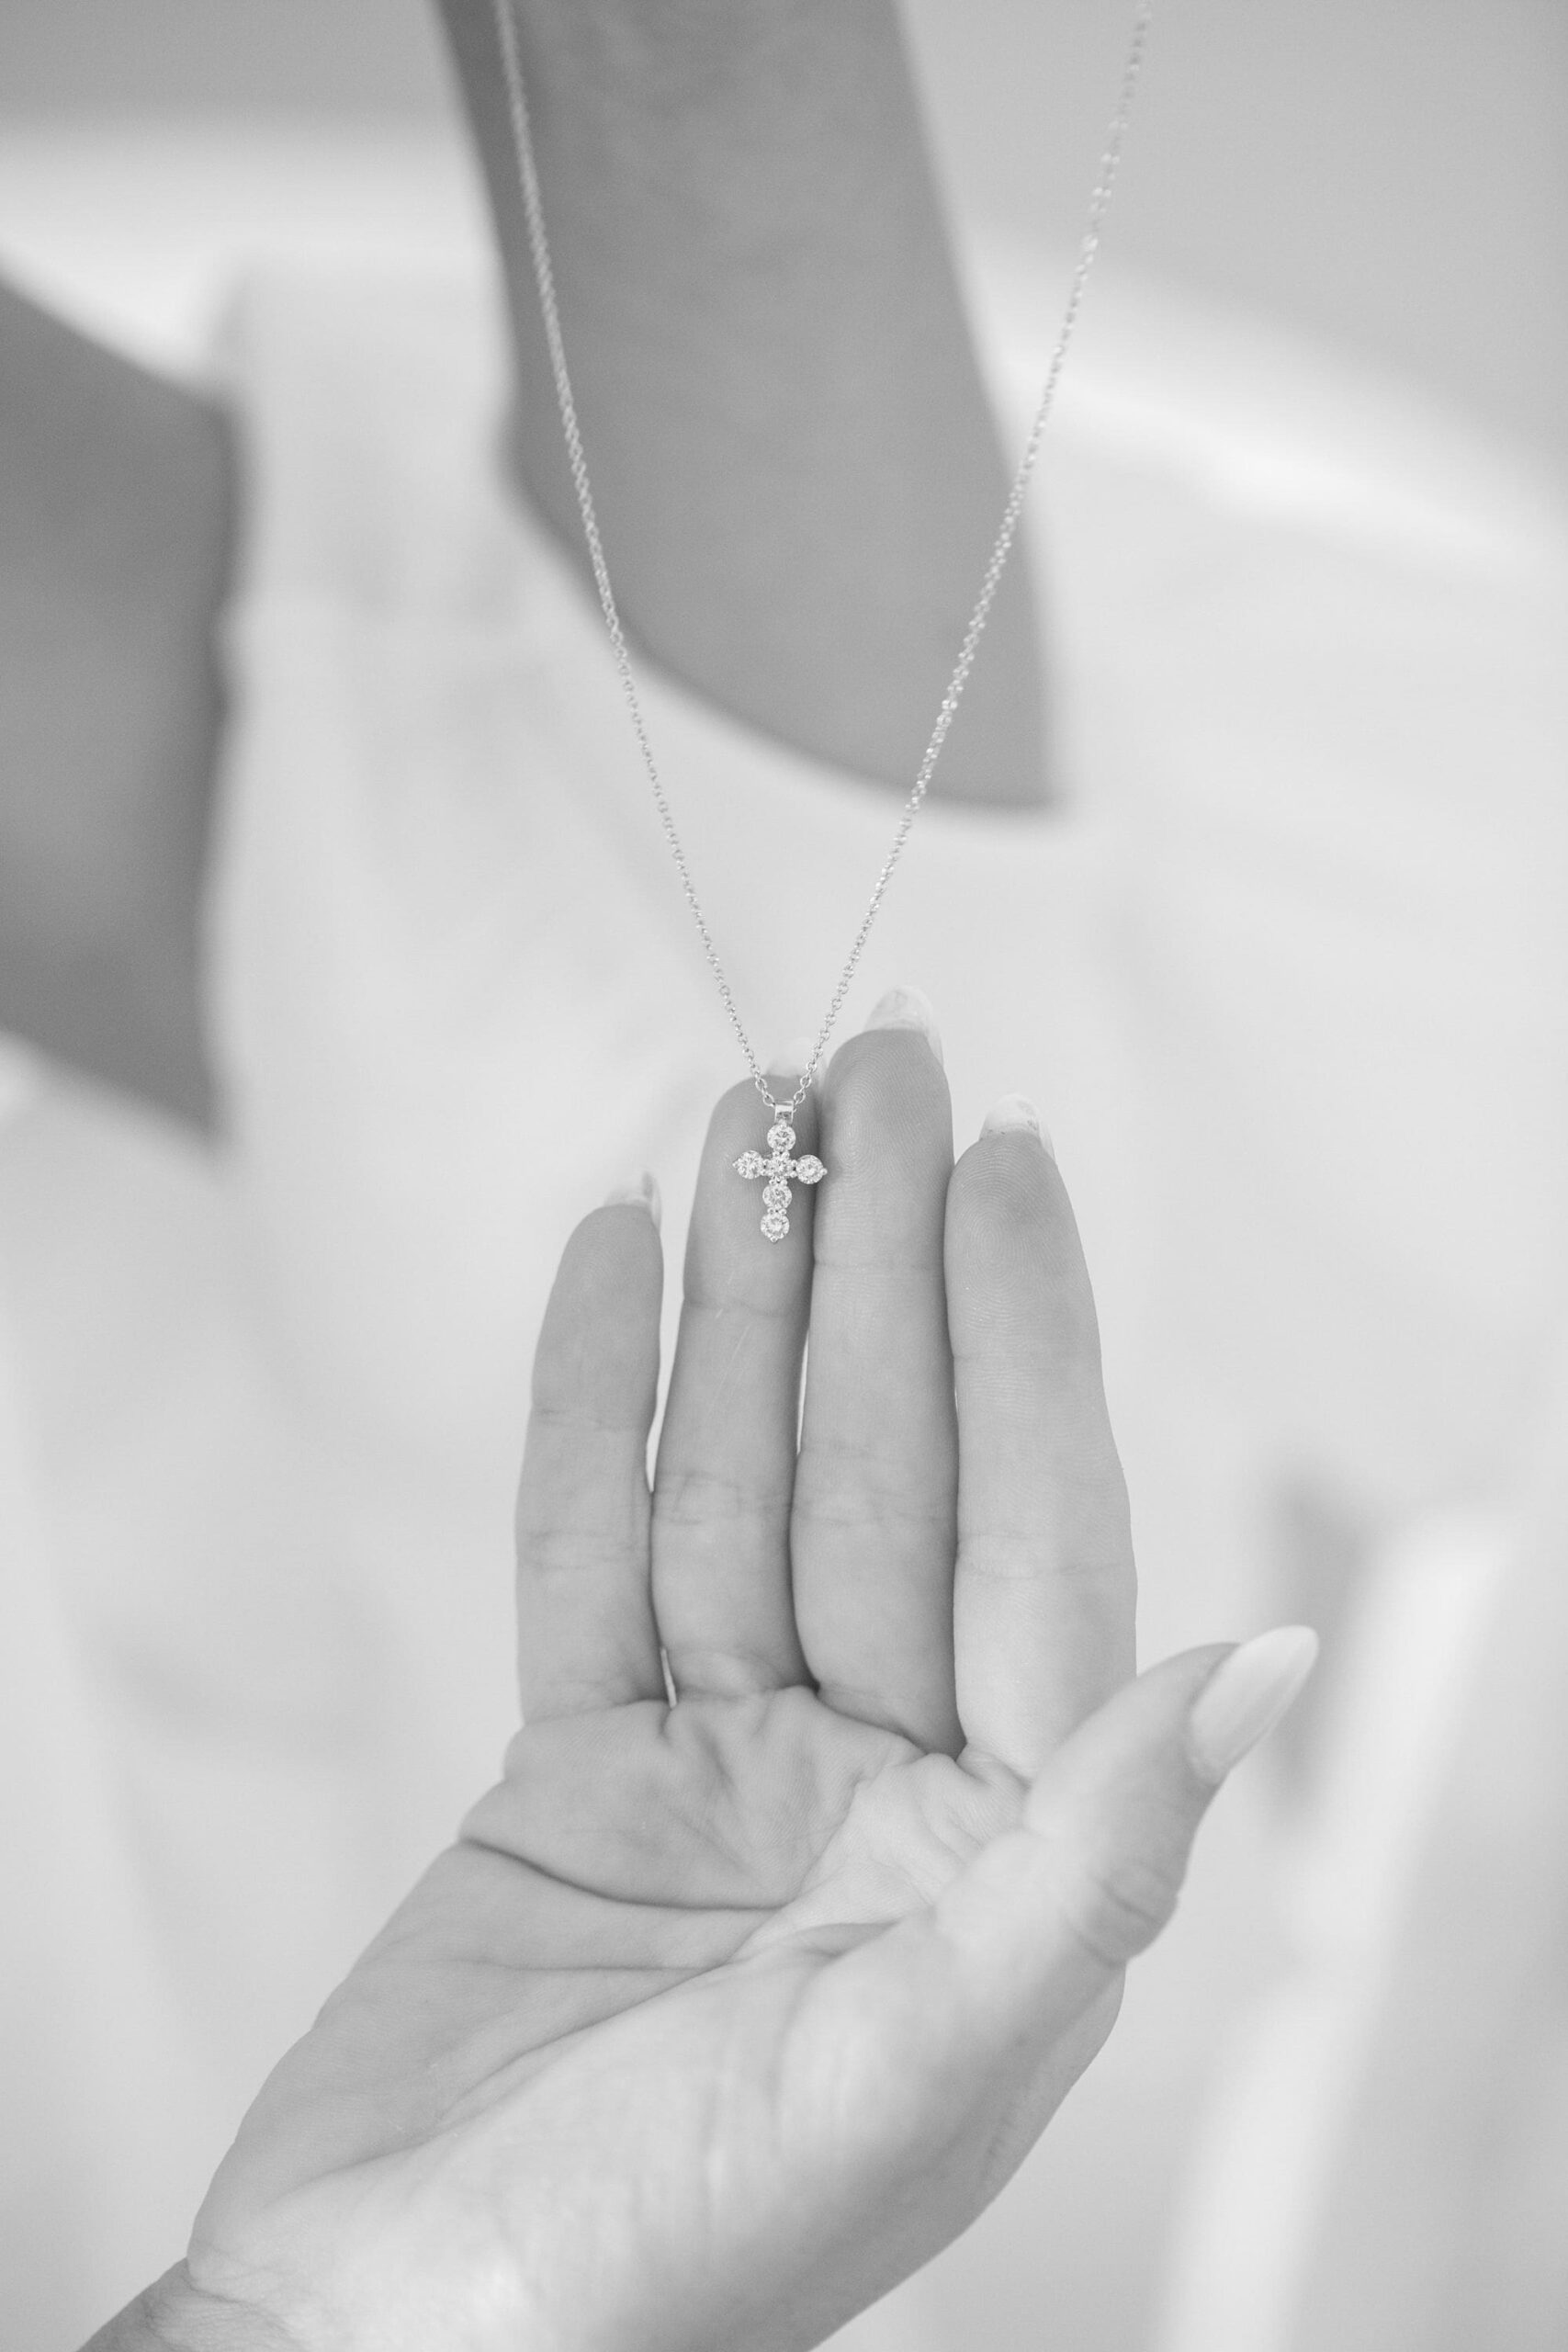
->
xmin=82 ymin=2266 xmax=301 ymax=2352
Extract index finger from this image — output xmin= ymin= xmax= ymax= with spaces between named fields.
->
xmin=945 ymin=1098 xmax=1134 ymax=1778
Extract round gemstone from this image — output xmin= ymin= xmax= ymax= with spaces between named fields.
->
xmin=761 ymin=1209 xmax=790 ymax=1242
xmin=766 ymin=1122 xmax=795 ymax=1153
xmin=763 ymin=1179 xmax=791 ymax=1210
xmin=734 ymin=1150 xmax=767 ymax=1180
xmin=793 ymin=1155 xmax=825 ymax=1184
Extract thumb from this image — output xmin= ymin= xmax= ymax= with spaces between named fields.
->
xmin=1019 ymin=1624 xmax=1319 ymax=1986
xmin=791 ymin=1631 xmax=1318 ymax=2251
xmin=897 ymin=1627 xmax=1321 ymax=2044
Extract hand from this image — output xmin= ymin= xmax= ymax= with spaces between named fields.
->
xmin=143 ymin=1016 xmax=1314 ymax=2352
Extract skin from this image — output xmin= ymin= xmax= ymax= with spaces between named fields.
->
xmin=0 ymin=0 xmax=1043 ymax=1132
xmin=85 ymin=1023 xmax=1269 ymax=2352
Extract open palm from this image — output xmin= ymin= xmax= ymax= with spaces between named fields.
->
xmin=171 ymin=1022 xmax=1303 ymax=2352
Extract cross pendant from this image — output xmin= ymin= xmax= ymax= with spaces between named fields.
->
xmin=734 ymin=1115 xmax=826 ymax=1242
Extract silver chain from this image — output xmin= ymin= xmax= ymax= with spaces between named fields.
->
xmin=491 ymin=0 xmax=1153 ymax=1116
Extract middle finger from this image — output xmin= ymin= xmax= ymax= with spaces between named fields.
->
xmin=792 ymin=988 xmax=962 ymax=1753
xmin=652 ymin=1063 xmax=820 ymax=1697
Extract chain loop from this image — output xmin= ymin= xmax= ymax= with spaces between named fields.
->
xmin=491 ymin=0 xmax=1153 ymax=1113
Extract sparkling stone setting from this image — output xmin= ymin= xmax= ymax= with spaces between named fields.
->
xmin=733 ymin=1114 xmax=827 ymax=1239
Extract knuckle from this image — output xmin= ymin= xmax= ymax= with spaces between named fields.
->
xmin=1055 ymin=1840 xmax=1186 ymax=1969
xmin=652 ymin=1465 xmax=788 ymax=1534
xmin=515 ymin=1523 xmax=637 ymax=1590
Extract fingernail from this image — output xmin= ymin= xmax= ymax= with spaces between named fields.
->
xmin=762 ymin=1035 xmax=816 ymax=1081
xmin=980 ymin=1093 xmax=1055 ymax=1159
xmin=863 ymin=984 xmax=942 ymax=1067
xmin=1187 ymin=1625 xmax=1319 ymax=1783
xmin=602 ymin=1171 xmax=662 ymax=1231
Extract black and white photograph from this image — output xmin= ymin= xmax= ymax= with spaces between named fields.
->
xmin=2 ymin=4 xmax=1565 ymax=2346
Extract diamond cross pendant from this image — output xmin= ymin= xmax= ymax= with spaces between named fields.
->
xmin=734 ymin=1115 xmax=826 ymax=1242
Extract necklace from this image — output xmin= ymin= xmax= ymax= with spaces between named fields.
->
xmin=490 ymin=0 xmax=1154 ymax=1237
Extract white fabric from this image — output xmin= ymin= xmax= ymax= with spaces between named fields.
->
xmin=2 ymin=261 xmax=1565 ymax=2348
xmin=1154 ymin=1510 xmax=1512 ymax=2351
